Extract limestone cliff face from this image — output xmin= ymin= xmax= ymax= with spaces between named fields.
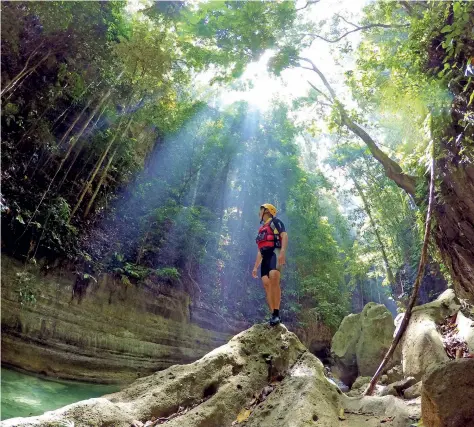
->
xmin=1 ymin=256 xmax=247 ymax=384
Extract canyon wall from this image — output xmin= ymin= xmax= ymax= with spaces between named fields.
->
xmin=1 ymin=256 xmax=246 ymax=384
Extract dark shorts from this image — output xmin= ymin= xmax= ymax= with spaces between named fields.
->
xmin=261 ymin=249 xmax=281 ymax=278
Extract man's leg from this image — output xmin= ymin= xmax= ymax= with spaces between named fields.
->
xmin=268 ymin=269 xmax=281 ymax=311
xmin=261 ymin=275 xmax=274 ymax=311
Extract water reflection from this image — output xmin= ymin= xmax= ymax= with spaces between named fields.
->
xmin=1 ymin=368 xmax=119 ymax=420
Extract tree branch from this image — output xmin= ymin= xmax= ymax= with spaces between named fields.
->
xmin=298 ymin=57 xmax=337 ymax=100
xmin=365 ymin=143 xmax=436 ymax=395
xmin=296 ymin=0 xmax=320 ymax=12
xmin=297 ymin=57 xmax=417 ymax=196
xmin=340 ymin=114 xmax=417 ymax=196
xmin=301 ymin=23 xmax=409 ymax=43
xmin=306 ymin=79 xmax=332 ymax=102
xmin=335 ymin=14 xmax=359 ymax=28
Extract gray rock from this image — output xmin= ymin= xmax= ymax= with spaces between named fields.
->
xmin=351 ymin=376 xmax=372 ymax=390
xmin=381 ymin=377 xmax=417 ymax=397
xmin=401 ymin=290 xmax=459 ymax=380
xmin=386 ymin=365 xmax=404 ymax=383
xmin=356 ymin=302 xmax=399 ymax=376
xmin=331 ymin=312 xmax=361 ymax=385
xmin=342 ymin=394 xmax=421 ymax=427
xmin=403 ymin=381 xmax=422 ymax=399
xmin=422 ymin=358 xmax=474 ymax=427
xmin=331 ymin=302 xmax=400 ymax=385
xmin=456 ymin=310 xmax=474 ymax=352
xmin=3 ymin=324 xmax=345 ymax=427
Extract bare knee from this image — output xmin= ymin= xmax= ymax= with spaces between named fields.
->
xmin=269 ymin=270 xmax=280 ymax=282
xmin=261 ymin=277 xmax=271 ymax=289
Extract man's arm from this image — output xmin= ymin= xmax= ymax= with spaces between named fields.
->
xmin=278 ymin=232 xmax=288 ymax=265
xmin=252 ymin=250 xmax=262 ymax=278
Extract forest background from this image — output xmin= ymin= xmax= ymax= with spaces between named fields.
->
xmin=2 ymin=0 xmax=473 ymax=330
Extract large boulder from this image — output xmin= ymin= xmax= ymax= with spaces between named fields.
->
xmin=401 ymin=290 xmax=460 ymax=380
xmin=421 ymin=358 xmax=474 ymax=427
xmin=356 ymin=302 xmax=399 ymax=376
xmin=331 ymin=313 xmax=361 ymax=385
xmin=3 ymin=324 xmax=343 ymax=427
xmin=331 ymin=302 xmax=398 ymax=385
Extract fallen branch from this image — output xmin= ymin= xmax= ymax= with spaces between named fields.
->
xmin=365 ymin=142 xmax=436 ymax=396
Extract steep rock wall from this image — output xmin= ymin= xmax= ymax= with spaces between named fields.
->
xmin=1 ymin=256 xmax=247 ymax=384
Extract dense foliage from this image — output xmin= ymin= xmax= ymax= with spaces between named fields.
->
xmin=2 ymin=0 xmax=472 ymax=329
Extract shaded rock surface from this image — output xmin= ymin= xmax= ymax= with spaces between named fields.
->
xmin=351 ymin=376 xmax=372 ymax=390
xmin=400 ymin=290 xmax=459 ymax=380
xmin=1 ymin=255 xmax=246 ymax=383
xmin=421 ymin=358 xmax=474 ymax=427
xmin=291 ymin=314 xmax=332 ymax=359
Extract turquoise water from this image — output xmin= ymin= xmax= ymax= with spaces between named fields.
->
xmin=1 ymin=367 xmax=119 ymax=420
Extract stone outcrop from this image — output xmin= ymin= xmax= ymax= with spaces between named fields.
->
xmin=331 ymin=303 xmax=399 ymax=385
xmin=421 ymin=358 xmax=474 ymax=427
xmin=4 ymin=323 xmax=421 ymax=427
xmin=1 ymin=255 xmax=246 ymax=383
xmin=400 ymin=289 xmax=460 ymax=380
xmin=3 ymin=324 xmax=335 ymax=427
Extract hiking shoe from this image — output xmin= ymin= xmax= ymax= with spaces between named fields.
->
xmin=269 ymin=315 xmax=281 ymax=326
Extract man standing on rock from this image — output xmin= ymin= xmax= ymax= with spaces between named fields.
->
xmin=252 ymin=203 xmax=288 ymax=326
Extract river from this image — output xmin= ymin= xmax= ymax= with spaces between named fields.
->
xmin=1 ymin=367 xmax=119 ymax=420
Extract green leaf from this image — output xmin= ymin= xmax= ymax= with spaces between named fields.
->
xmin=468 ymin=91 xmax=474 ymax=107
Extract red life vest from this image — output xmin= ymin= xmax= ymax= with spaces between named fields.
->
xmin=256 ymin=219 xmax=281 ymax=250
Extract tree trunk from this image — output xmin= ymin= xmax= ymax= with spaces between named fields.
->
xmin=299 ymin=57 xmax=418 ymax=197
xmin=433 ymin=138 xmax=474 ymax=302
xmin=57 ymin=103 xmax=108 ymax=190
xmin=1 ymin=44 xmax=47 ymax=95
xmin=4 ymin=50 xmax=53 ymax=100
xmin=300 ymin=56 xmax=474 ymax=303
xmin=35 ymin=98 xmax=94 ymax=176
xmin=83 ymin=147 xmax=117 ymax=218
xmin=18 ymin=92 xmax=110 ymax=237
xmin=351 ymin=175 xmax=396 ymax=287
xmin=70 ymin=115 xmax=133 ymax=219
xmin=342 ymin=114 xmax=417 ymax=196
